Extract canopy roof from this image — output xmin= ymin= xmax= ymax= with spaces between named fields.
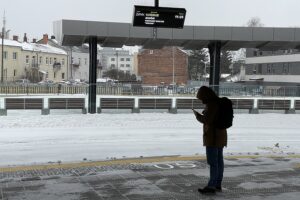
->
xmin=54 ymin=20 xmax=300 ymax=50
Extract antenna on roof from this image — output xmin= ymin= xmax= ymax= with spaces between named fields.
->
xmin=1 ymin=10 xmax=5 ymax=83
xmin=3 ymin=10 xmax=5 ymax=25
xmin=2 ymin=10 xmax=9 ymax=39
xmin=3 ymin=10 xmax=6 ymax=35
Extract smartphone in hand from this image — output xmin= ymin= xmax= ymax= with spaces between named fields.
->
xmin=192 ymin=109 xmax=199 ymax=115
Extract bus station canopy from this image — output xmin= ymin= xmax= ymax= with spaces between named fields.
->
xmin=54 ymin=19 xmax=300 ymax=50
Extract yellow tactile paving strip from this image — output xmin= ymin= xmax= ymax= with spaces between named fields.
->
xmin=0 ymin=154 xmax=299 ymax=173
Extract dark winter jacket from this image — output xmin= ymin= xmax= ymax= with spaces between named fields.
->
xmin=195 ymin=86 xmax=227 ymax=148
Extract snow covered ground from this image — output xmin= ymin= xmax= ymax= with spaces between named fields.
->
xmin=0 ymin=111 xmax=299 ymax=166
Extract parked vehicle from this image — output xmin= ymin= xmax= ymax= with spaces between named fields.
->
xmin=38 ymin=80 xmax=54 ymax=85
xmin=14 ymin=79 xmax=31 ymax=85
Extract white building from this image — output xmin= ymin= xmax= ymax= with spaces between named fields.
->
xmin=1 ymin=34 xmax=68 ymax=83
xmin=42 ymin=36 xmax=103 ymax=81
xmin=243 ymin=49 xmax=300 ymax=85
xmin=100 ymin=48 xmax=134 ymax=75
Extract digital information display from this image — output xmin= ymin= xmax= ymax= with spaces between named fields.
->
xmin=133 ymin=6 xmax=186 ymax=29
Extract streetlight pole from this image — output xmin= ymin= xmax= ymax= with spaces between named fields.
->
xmin=116 ymin=50 xmax=119 ymax=81
xmin=172 ymin=46 xmax=175 ymax=85
xmin=70 ymin=47 xmax=73 ymax=80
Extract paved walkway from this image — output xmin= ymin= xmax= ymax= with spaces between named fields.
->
xmin=0 ymin=155 xmax=299 ymax=200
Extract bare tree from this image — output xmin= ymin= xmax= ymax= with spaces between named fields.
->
xmin=234 ymin=17 xmax=264 ymax=60
xmin=247 ymin=17 xmax=264 ymax=27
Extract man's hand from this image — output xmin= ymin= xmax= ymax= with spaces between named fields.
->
xmin=193 ymin=109 xmax=204 ymax=122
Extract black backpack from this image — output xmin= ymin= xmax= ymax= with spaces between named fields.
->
xmin=214 ymin=97 xmax=234 ymax=129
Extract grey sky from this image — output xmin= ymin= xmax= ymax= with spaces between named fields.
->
xmin=1 ymin=0 xmax=300 ymax=40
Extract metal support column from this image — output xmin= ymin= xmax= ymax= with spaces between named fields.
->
xmin=88 ymin=37 xmax=97 ymax=114
xmin=152 ymin=0 xmax=159 ymax=39
xmin=1 ymin=26 xmax=4 ymax=83
xmin=208 ymin=41 xmax=222 ymax=95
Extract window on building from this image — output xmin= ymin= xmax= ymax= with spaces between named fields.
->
xmin=12 ymin=52 xmax=17 ymax=60
xmin=3 ymin=69 xmax=7 ymax=80
xmin=26 ymin=55 xmax=29 ymax=64
xmin=126 ymin=58 xmax=130 ymax=61
xmin=258 ymin=64 xmax=262 ymax=74
xmin=62 ymin=59 xmax=65 ymax=66
xmin=32 ymin=56 xmax=36 ymax=64
xmin=126 ymin=64 xmax=130 ymax=68
xmin=267 ymin=64 xmax=271 ymax=73
xmin=272 ymin=66 xmax=275 ymax=74
xmin=54 ymin=72 xmax=56 ymax=78
xmin=71 ymin=57 xmax=74 ymax=64
xmin=78 ymin=58 xmax=81 ymax=65
xmin=50 ymin=58 xmax=52 ymax=65
xmin=54 ymin=58 xmax=57 ymax=63
xmin=13 ymin=70 xmax=16 ymax=77
xmin=252 ymin=65 xmax=257 ymax=74
xmin=111 ymin=58 xmax=115 ymax=61
xmin=253 ymin=51 xmax=257 ymax=56
xmin=259 ymin=51 xmax=263 ymax=56
xmin=3 ymin=51 xmax=7 ymax=59
xmin=283 ymin=63 xmax=289 ymax=74
xmin=85 ymin=58 xmax=87 ymax=65
xmin=120 ymin=64 xmax=124 ymax=68
xmin=120 ymin=58 xmax=124 ymax=61
xmin=111 ymin=64 xmax=116 ymax=68
xmin=62 ymin=73 xmax=65 ymax=79
xmin=46 ymin=57 xmax=49 ymax=64
xmin=150 ymin=50 xmax=153 ymax=54
xmin=39 ymin=57 xmax=42 ymax=64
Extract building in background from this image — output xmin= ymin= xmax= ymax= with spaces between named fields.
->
xmin=38 ymin=34 xmax=102 ymax=82
xmin=137 ymin=47 xmax=188 ymax=85
xmin=99 ymin=48 xmax=134 ymax=75
xmin=0 ymin=38 xmax=22 ymax=82
xmin=0 ymin=34 xmax=68 ymax=83
xmin=133 ymin=52 xmax=140 ymax=80
xmin=242 ymin=49 xmax=300 ymax=86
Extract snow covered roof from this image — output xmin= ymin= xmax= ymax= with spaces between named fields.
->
xmin=2 ymin=39 xmax=23 ymax=47
xmin=22 ymin=43 xmax=67 ymax=55
xmin=3 ymin=39 xmax=67 ymax=55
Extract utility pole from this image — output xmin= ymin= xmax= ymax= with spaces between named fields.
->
xmin=172 ymin=46 xmax=175 ymax=85
xmin=116 ymin=50 xmax=119 ymax=80
xmin=69 ymin=47 xmax=73 ymax=80
xmin=1 ymin=11 xmax=5 ymax=83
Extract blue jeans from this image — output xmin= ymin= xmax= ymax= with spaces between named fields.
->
xmin=206 ymin=147 xmax=224 ymax=188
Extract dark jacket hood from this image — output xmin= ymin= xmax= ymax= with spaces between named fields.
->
xmin=196 ymin=86 xmax=218 ymax=104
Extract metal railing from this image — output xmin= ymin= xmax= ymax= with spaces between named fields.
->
xmin=0 ymin=84 xmax=300 ymax=97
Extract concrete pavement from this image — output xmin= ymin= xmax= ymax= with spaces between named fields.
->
xmin=0 ymin=155 xmax=299 ymax=200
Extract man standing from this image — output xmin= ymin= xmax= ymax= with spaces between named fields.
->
xmin=193 ymin=86 xmax=227 ymax=194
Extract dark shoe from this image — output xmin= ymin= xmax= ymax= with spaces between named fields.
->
xmin=198 ymin=186 xmax=216 ymax=194
xmin=215 ymin=186 xmax=222 ymax=192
